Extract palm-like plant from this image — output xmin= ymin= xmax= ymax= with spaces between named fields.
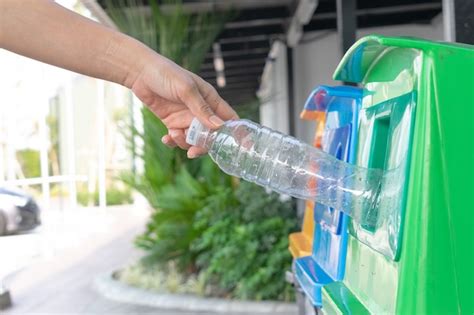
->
xmin=107 ymin=0 xmax=224 ymax=71
xmin=106 ymin=0 xmax=232 ymax=271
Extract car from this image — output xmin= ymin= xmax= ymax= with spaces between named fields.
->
xmin=0 ymin=187 xmax=41 ymax=236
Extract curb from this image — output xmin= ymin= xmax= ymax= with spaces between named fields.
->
xmin=94 ymin=272 xmax=297 ymax=314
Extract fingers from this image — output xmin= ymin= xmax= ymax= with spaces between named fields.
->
xmin=187 ymin=146 xmax=207 ymax=159
xmin=161 ymin=134 xmax=176 ymax=148
xmin=179 ymin=79 xmax=224 ymax=130
xmin=167 ymin=129 xmax=190 ymax=150
xmin=161 ymin=130 xmax=189 ymax=150
xmin=179 ymin=73 xmax=239 ymax=129
xmin=162 ymin=133 xmax=206 ymax=159
xmin=190 ymin=73 xmax=239 ymax=121
xmin=161 ymin=109 xmax=194 ymax=130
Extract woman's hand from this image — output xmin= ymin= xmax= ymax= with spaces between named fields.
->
xmin=130 ymin=54 xmax=238 ymax=158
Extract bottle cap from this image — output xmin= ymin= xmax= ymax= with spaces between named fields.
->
xmin=186 ymin=118 xmax=210 ymax=147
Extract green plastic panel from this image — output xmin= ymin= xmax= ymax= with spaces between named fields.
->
xmin=343 ymin=236 xmax=399 ymax=313
xmin=329 ymin=36 xmax=474 ymax=314
xmin=321 ymin=279 xmax=370 ymax=315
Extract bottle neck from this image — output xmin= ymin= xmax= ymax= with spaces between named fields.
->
xmin=186 ymin=118 xmax=215 ymax=149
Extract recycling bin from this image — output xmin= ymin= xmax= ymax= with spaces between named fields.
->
xmin=289 ymin=35 xmax=474 ymax=314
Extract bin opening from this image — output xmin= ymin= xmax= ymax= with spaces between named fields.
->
xmin=362 ymin=114 xmax=391 ymax=232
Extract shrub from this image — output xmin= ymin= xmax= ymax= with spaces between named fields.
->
xmin=192 ymin=182 xmax=298 ymax=301
xmin=96 ymin=187 xmax=133 ymax=206
xmin=77 ymin=188 xmax=90 ymax=206
xmin=16 ymin=149 xmax=41 ymax=178
xmin=134 ymin=157 xmax=233 ymax=272
xmin=76 ymin=185 xmax=133 ymax=206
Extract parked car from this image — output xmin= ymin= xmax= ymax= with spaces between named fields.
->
xmin=0 ymin=187 xmax=41 ymax=235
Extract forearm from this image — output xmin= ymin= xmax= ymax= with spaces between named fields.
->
xmin=0 ymin=0 xmax=151 ymax=88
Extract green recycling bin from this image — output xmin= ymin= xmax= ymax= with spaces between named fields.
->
xmin=312 ymin=35 xmax=474 ymax=314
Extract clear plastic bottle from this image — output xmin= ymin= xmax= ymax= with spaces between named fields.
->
xmin=186 ymin=118 xmax=383 ymax=222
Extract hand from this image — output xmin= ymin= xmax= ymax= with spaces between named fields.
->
xmin=130 ymin=53 xmax=238 ymax=158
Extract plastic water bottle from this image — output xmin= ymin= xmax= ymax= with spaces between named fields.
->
xmin=186 ymin=118 xmax=383 ymax=220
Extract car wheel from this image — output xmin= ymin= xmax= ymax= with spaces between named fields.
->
xmin=0 ymin=211 xmax=7 ymax=236
xmin=0 ymin=289 xmax=12 ymax=310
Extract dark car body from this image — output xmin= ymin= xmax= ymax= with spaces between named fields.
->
xmin=0 ymin=187 xmax=41 ymax=235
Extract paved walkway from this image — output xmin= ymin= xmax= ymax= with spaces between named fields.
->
xmin=2 ymin=206 xmax=212 ymax=314
xmin=2 ymin=206 xmax=291 ymax=315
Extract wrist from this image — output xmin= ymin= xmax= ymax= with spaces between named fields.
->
xmin=99 ymin=32 xmax=154 ymax=89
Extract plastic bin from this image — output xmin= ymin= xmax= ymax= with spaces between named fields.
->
xmin=290 ymin=35 xmax=474 ymax=315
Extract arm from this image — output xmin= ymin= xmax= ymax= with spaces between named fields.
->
xmin=0 ymin=0 xmax=143 ymax=88
xmin=0 ymin=0 xmax=237 ymax=157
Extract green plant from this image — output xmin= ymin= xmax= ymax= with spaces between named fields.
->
xmin=16 ymin=149 xmax=41 ymax=178
xmin=134 ymin=156 xmax=233 ymax=271
xmin=106 ymin=0 xmax=229 ymax=187
xmin=93 ymin=187 xmax=133 ymax=206
xmin=192 ymin=182 xmax=298 ymax=301
xmin=46 ymin=102 xmax=61 ymax=176
xmin=49 ymin=183 xmax=68 ymax=197
xmin=76 ymin=184 xmax=133 ymax=206
xmin=77 ymin=188 xmax=91 ymax=207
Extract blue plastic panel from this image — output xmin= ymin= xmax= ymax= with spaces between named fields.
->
xmin=294 ymin=256 xmax=332 ymax=306
xmin=294 ymin=85 xmax=362 ymax=307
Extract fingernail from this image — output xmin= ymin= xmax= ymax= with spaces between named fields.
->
xmin=188 ymin=152 xmax=197 ymax=159
xmin=209 ymin=115 xmax=224 ymax=127
xmin=161 ymin=136 xmax=169 ymax=144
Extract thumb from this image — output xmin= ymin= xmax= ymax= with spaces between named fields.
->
xmin=180 ymin=82 xmax=224 ymax=129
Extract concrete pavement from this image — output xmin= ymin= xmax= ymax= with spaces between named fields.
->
xmin=2 ymin=206 xmax=163 ymax=314
xmin=1 ymin=206 xmax=295 ymax=315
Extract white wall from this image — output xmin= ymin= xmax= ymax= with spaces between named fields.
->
xmin=291 ymin=18 xmax=444 ymax=143
xmin=258 ymin=41 xmax=290 ymax=134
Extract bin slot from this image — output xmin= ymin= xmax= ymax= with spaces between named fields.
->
xmin=370 ymin=115 xmax=390 ymax=170
xmin=351 ymin=91 xmax=416 ymax=260
xmin=362 ymin=114 xmax=390 ymax=232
